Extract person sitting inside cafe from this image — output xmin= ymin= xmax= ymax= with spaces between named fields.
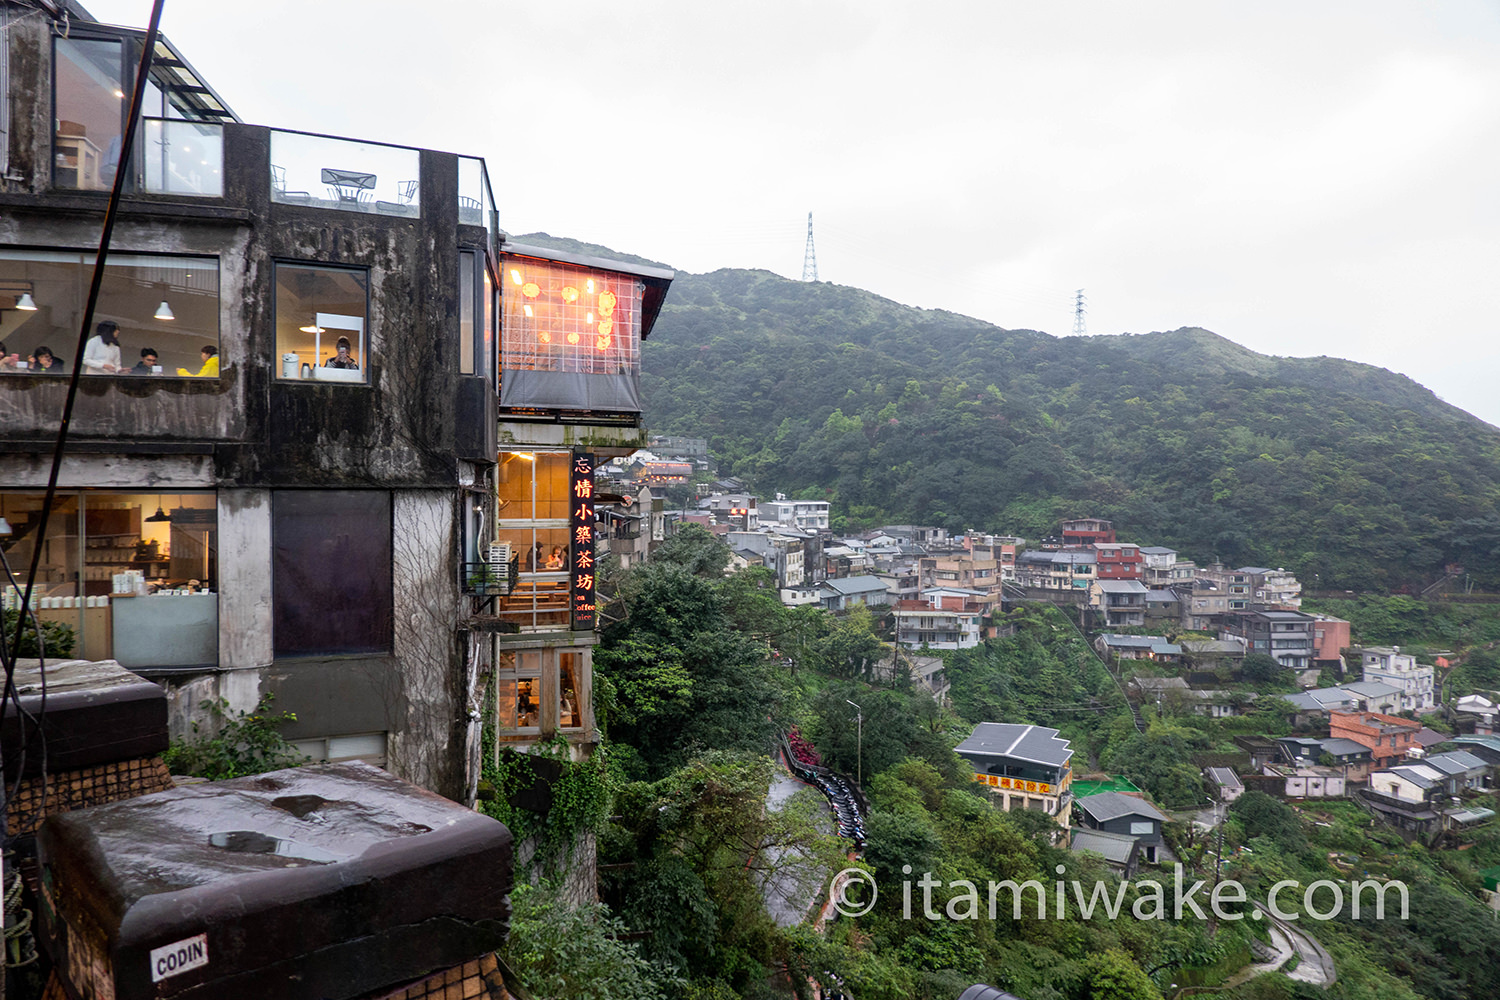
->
xmin=130 ymin=347 xmax=160 ymax=375
xmin=177 ymin=344 xmax=218 ymax=377
xmin=30 ymin=345 xmax=66 ymax=372
xmin=82 ymin=320 xmax=123 ymax=373
xmin=324 ymin=336 xmax=359 ymax=370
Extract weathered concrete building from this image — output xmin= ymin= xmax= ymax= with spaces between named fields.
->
xmin=0 ymin=3 xmax=670 ymax=802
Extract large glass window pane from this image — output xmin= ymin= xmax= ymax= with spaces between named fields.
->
xmin=141 ymin=118 xmax=222 ymax=197
xmin=272 ymin=491 xmax=391 ymax=657
xmin=53 ymin=37 xmax=124 ymax=192
xmin=274 ymin=263 xmax=368 ymax=383
xmin=500 ymin=259 xmax=642 ymax=378
xmin=459 ymin=251 xmax=475 ymax=376
xmin=495 ymin=650 xmax=542 ymax=734
xmin=0 ymin=250 xmax=219 ymax=376
xmin=269 ymin=131 xmax=420 ymax=217
xmin=482 ymin=263 xmax=495 ymax=383
xmin=559 ymin=650 xmax=583 ymax=729
xmin=0 ymin=491 xmax=217 ymax=665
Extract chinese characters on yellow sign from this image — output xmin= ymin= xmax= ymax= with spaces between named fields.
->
xmin=974 ymin=774 xmax=1053 ymax=795
xmin=570 ymin=452 xmax=596 ymax=630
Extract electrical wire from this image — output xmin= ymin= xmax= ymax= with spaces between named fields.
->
xmin=0 ymin=0 xmax=167 ymax=849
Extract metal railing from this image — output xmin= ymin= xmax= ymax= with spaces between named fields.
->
xmin=463 ymin=556 xmax=519 ymax=597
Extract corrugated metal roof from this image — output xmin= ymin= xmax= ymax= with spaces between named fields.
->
xmin=1077 ymin=791 xmax=1167 ymax=823
xmin=955 ymin=723 xmax=1073 ymax=768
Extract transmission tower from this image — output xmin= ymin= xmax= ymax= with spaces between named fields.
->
xmin=800 ymin=212 xmax=818 ymax=282
xmin=1072 ymin=289 xmax=1087 ymax=335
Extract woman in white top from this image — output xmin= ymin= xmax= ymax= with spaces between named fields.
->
xmin=82 ymin=321 xmax=123 ymax=373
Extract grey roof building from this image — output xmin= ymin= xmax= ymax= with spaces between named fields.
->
xmin=1070 ymin=828 xmax=1142 ymax=874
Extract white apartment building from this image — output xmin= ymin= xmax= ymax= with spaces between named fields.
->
xmin=1361 ymin=646 xmax=1437 ymax=713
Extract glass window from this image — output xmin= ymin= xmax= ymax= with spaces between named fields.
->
xmin=274 ymin=263 xmax=368 ymax=383
xmin=495 ymin=451 xmax=573 ymax=630
xmin=272 ymin=490 xmax=391 ymax=657
xmin=495 ymin=650 xmax=543 ymax=733
xmin=559 ymin=650 xmax=583 ymax=729
xmin=0 ymin=491 xmax=217 ymax=666
xmin=482 ymin=261 xmax=495 ymax=383
xmin=53 ymin=37 xmax=124 ymax=192
xmin=269 ymin=131 xmax=420 ymax=217
xmin=459 ymin=251 xmax=476 ymax=375
xmin=500 ymin=258 xmax=642 ymax=377
xmin=0 ymin=249 xmax=219 ymax=376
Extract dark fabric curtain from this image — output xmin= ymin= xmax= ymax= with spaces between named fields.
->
xmin=499 ymin=370 xmax=641 ymax=412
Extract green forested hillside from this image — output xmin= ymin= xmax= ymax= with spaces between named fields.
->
xmin=517 ymin=235 xmax=1500 ymax=589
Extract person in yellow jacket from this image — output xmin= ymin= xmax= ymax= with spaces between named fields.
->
xmin=177 ymin=345 xmax=219 ymax=377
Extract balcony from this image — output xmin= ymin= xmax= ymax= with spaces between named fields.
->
xmin=271 ymin=131 xmax=421 ymax=218
xmin=463 ymin=558 xmax=520 ymax=597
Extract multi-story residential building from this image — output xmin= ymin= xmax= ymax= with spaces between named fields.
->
xmin=1138 ymin=546 xmax=1196 ymax=589
xmin=0 ymin=5 xmax=671 ymax=799
xmin=1093 ymin=542 xmax=1143 ymax=580
xmin=919 ymin=552 xmax=1001 ymax=611
xmin=1310 ymin=613 xmax=1351 ymax=672
xmin=728 ymin=529 xmax=805 ymax=588
xmin=1060 ymin=518 xmax=1115 ymax=546
xmin=955 ymin=722 xmax=1074 ymax=825
xmin=699 ymin=493 xmax=758 ymax=530
xmin=1220 ymin=609 xmax=1316 ymax=670
xmin=646 ymin=435 xmax=708 ymax=460
xmin=762 ymin=496 xmax=830 ymax=531
xmin=1360 ymin=646 xmax=1437 ymax=713
xmin=1180 ymin=575 xmax=1229 ymax=630
xmin=1237 ymin=566 xmax=1303 ymax=609
xmin=1089 ymin=579 xmax=1148 ymax=627
xmin=893 ymin=588 xmax=985 ymax=650
xmin=1330 ymin=711 xmax=1421 ymax=767
xmin=1015 ymin=548 xmax=1096 ymax=591
xmin=965 ymin=532 xmax=1021 ymax=582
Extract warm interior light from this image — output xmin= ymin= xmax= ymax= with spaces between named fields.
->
xmin=15 ymin=293 xmax=36 ymax=311
xmin=598 ymin=290 xmax=616 ymax=315
xmin=596 ymin=334 xmax=612 ymax=350
xmin=113 ymin=89 xmax=125 ymax=98
xmin=300 ymin=320 xmax=324 ymax=333
xmin=523 ymin=304 xmax=533 ymax=318
xmin=561 ymin=286 xmax=579 ymax=303
xmin=566 ymin=332 xmax=580 ymax=345
xmin=586 ymin=312 xmax=594 ymax=324
xmin=597 ymin=319 xmax=613 ymax=336
xmin=509 ymin=269 xmax=522 ymax=285
xmin=521 ymin=282 xmax=540 ymax=298
xmin=508 ymin=452 xmax=535 ymax=462
xmin=154 ymin=300 xmax=175 ymax=321
xmin=539 ymin=331 xmax=551 ymax=343
xmin=586 ymin=278 xmax=595 ymax=293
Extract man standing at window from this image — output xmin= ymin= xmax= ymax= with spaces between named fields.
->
xmin=325 ymin=336 xmax=359 ymax=370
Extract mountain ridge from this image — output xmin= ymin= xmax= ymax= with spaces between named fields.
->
xmin=516 ymin=235 xmax=1500 ymax=586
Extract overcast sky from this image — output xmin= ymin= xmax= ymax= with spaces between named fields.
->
xmin=84 ymin=1 xmax=1500 ymax=426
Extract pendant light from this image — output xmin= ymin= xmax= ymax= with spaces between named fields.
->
xmin=145 ymin=505 xmax=171 ymax=522
xmin=154 ymin=300 xmax=175 ymax=321
xmin=15 ymin=293 xmax=36 ymax=311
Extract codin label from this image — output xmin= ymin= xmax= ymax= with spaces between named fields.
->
xmin=150 ymin=933 xmax=208 ymax=982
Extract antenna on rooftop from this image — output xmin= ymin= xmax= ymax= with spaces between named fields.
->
xmin=1072 ymin=289 xmax=1087 ymax=335
xmin=801 ymin=212 xmax=818 ymax=282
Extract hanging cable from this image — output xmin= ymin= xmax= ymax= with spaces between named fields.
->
xmin=1 ymin=0 xmax=168 ymax=846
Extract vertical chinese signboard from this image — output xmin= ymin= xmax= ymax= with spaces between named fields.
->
xmin=570 ymin=452 xmax=596 ymax=630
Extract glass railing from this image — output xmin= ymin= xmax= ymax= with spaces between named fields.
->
xmin=141 ymin=118 xmax=222 ymax=197
xmin=270 ymin=130 xmax=420 ymax=217
xmin=458 ymin=155 xmax=496 ymax=242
